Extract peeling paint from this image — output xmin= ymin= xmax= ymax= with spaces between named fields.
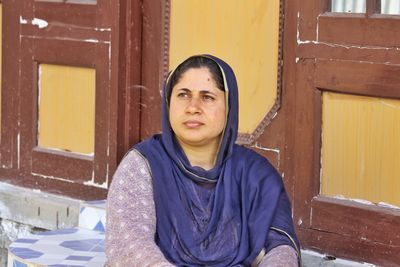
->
xmin=251 ymin=142 xmax=280 ymax=154
xmin=83 ymin=179 xmax=108 ymax=189
xmin=251 ymin=142 xmax=280 ymax=169
xmin=17 ymin=133 xmax=20 ymax=169
xmin=20 ymin=34 xmax=111 ymax=44
xmin=106 ymin=164 xmax=110 ymax=186
xmin=32 ymin=18 xmax=48 ymax=29
xmin=84 ymin=39 xmax=100 ymax=43
xmin=297 ymin=39 xmax=318 ymax=45
xmin=94 ymin=27 xmax=111 ymax=32
xmin=31 ymin=172 xmax=76 ymax=184
xmin=19 ymin=16 xmax=28 ymax=24
xmin=19 ymin=16 xmax=49 ymax=29
xmin=298 ymin=39 xmax=397 ymax=51
xmin=319 ymin=42 xmax=395 ymax=51
xmin=84 ymin=171 xmax=108 ymax=189
xmin=296 ymin=11 xmax=305 ymax=44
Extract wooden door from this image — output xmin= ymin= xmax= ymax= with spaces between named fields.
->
xmin=285 ymin=1 xmax=400 ymax=265
xmin=0 ymin=0 xmax=142 ymax=200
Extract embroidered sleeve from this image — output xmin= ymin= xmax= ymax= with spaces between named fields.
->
xmin=258 ymin=245 xmax=298 ymax=267
xmin=105 ymin=149 xmax=175 ymax=267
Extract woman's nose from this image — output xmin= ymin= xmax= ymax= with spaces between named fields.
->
xmin=186 ymin=96 xmax=201 ymax=113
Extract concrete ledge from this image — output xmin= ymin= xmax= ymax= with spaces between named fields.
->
xmin=0 ymin=182 xmax=80 ymax=230
xmin=302 ymin=249 xmax=376 ymax=267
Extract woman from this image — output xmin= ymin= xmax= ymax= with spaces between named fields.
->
xmin=106 ymin=55 xmax=300 ymax=266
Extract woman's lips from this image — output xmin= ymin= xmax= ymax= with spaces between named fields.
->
xmin=184 ymin=120 xmax=204 ymax=128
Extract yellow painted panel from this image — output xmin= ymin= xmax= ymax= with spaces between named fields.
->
xmin=38 ymin=64 xmax=95 ymax=155
xmin=321 ymin=92 xmax=400 ymax=207
xmin=169 ymin=0 xmax=280 ymax=133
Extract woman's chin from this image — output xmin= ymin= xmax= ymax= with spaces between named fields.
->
xmin=177 ymin=136 xmax=218 ymax=148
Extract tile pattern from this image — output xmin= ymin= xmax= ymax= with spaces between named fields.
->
xmin=12 ymin=261 xmax=27 ymax=267
xmin=8 ymin=200 xmax=107 ymax=267
xmin=79 ymin=200 xmax=106 ymax=232
xmin=8 ymin=228 xmax=106 ymax=267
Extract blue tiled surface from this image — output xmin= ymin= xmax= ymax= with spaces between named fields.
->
xmin=65 ymin=255 xmax=93 ymax=261
xmin=13 ymin=260 xmax=28 ymax=267
xmin=14 ymin=239 xmax=38 ymax=244
xmin=79 ymin=200 xmax=106 ymax=232
xmin=9 ymin=228 xmax=106 ymax=266
xmin=36 ymin=228 xmax=78 ymax=235
xmin=8 ymin=200 xmax=107 ymax=267
xmin=93 ymin=221 xmax=105 ymax=232
xmin=48 ymin=265 xmax=84 ymax=267
xmin=9 ymin=248 xmax=43 ymax=259
xmin=60 ymin=239 xmax=103 ymax=252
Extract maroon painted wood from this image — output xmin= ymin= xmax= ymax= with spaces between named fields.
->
xmin=286 ymin=0 xmax=400 ymax=265
xmin=0 ymin=0 xmax=142 ymax=200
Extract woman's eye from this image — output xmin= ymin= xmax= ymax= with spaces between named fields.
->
xmin=177 ymin=92 xmax=189 ymax=98
xmin=203 ymin=95 xmax=215 ymax=101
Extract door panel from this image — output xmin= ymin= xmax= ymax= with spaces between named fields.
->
xmin=0 ymin=0 xmax=142 ymax=199
xmin=287 ymin=0 xmax=400 ymax=265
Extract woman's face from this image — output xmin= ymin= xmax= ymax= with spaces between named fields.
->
xmin=169 ymin=67 xmax=226 ymax=149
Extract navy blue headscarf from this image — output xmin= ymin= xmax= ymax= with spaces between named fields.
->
xmin=135 ymin=55 xmax=299 ymax=266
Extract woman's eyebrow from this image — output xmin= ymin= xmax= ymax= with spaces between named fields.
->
xmin=177 ymin=88 xmax=191 ymax=92
xmin=199 ymin=90 xmax=217 ymax=96
xmin=176 ymin=88 xmax=218 ymax=96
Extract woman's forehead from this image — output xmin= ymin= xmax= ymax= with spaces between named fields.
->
xmin=173 ymin=68 xmax=219 ymax=88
